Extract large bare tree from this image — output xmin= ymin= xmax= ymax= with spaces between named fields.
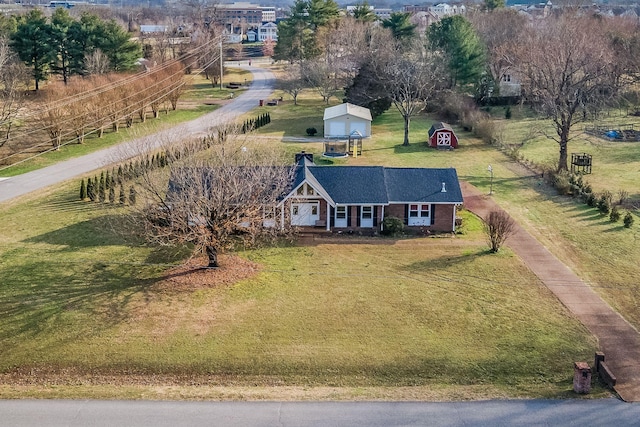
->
xmin=512 ymin=14 xmax=618 ymax=171
xmin=276 ymin=63 xmax=305 ymax=105
xmin=0 ymin=38 xmax=27 ymax=147
xmin=377 ymin=38 xmax=448 ymax=146
xmin=131 ymin=132 xmax=296 ymax=268
xmin=468 ymin=8 xmax=526 ymax=95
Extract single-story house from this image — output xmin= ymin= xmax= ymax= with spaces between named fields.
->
xmin=323 ymin=103 xmax=372 ymax=138
xmin=277 ymin=157 xmax=463 ymax=233
xmin=428 ymin=122 xmax=459 ymax=149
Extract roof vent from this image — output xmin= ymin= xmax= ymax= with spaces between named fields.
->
xmin=441 ymin=182 xmax=447 ymax=193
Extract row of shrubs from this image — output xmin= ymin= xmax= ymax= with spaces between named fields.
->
xmin=241 ymin=113 xmax=271 ymax=134
xmin=80 ymin=173 xmax=137 ymax=205
xmin=77 ymin=132 xmax=230 ymax=203
xmin=550 ymin=170 xmax=635 ymax=228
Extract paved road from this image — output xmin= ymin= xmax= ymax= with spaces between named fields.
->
xmin=462 ymin=181 xmax=640 ymax=402
xmin=0 ymin=65 xmax=275 ymax=205
xmin=1 ymin=399 xmax=640 ymax=426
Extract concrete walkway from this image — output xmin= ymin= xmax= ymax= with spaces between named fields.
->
xmin=461 ymin=181 xmax=640 ymax=402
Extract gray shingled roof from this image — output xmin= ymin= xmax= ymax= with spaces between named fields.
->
xmin=290 ymin=161 xmax=463 ymax=205
xmin=307 ymin=166 xmax=388 ymax=204
xmin=384 ymin=168 xmax=463 ymax=203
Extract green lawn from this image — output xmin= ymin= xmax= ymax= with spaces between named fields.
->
xmin=254 ymin=96 xmax=640 ymax=331
xmin=0 ymin=186 xmax=600 ymax=399
xmin=2 ymin=81 xmax=635 ymax=400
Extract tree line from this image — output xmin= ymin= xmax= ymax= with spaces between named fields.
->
xmin=9 ymin=8 xmax=141 ymax=90
xmin=274 ymin=0 xmax=640 ymax=171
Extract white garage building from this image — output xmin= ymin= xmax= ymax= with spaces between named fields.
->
xmin=323 ymin=103 xmax=372 ymax=139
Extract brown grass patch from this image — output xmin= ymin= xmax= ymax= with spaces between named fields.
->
xmin=155 ymin=254 xmax=261 ymax=293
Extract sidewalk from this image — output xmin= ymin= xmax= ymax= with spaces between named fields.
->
xmin=461 ymin=181 xmax=640 ymax=402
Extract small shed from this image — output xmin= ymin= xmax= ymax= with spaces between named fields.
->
xmin=323 ymin=103 xmax=372 ymax=139
xmin=428 ymin=122 xmax=458 ymax=149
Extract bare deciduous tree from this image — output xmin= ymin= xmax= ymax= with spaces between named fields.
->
xmin=484 ymin=210 xmax=515 ymax=253
xmin=378 ymin=39 xmax=448 ymax=146
xmin=0 ymin=40 xmax=27 ymax=147
xmin=468 ymin=9 xmax=526 ymax=95
xmin=301 ymin=59 xmax=338 ymax=104
xmin=276 ymin=63 xmax=305 ymax=105
xmin=83 ymin=48 xmax=111 ymax=75
xmin=130 ymin=131 xmax=296 ymax=268
xmin=511 ymin=14 xmax=617 ymax=171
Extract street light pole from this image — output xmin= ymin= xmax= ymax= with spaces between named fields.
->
xmin=488 ymin=164 xmax=494 ymax=195
xmin=219 ymin=41 xmax=223 ymax=91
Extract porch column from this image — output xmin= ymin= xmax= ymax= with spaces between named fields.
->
xmin=326 ymin=202 xmax=330 ymax=231
xmin=452 ymin=204 xmax=458 ymax=232
xmin=381 ymin=205 xmax=385 ymax=232
xmin=281 ymin=204 xmax=285 ymax=230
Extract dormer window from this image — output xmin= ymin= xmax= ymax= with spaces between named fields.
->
xmin=296 ymin=183 xmax=316 ymax=197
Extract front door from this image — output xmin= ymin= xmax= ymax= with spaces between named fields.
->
xmin=360 ymin=205 xmax=374 ymax=228
xmin=335 ymin=205 xmax=347 ymax=228
xmin=291 ymin=202 xmax=320 ymax=226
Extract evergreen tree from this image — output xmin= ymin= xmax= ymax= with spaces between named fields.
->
xmin=119 ymin=183 xmax=125 ymax=204
xmin=99 ymin=19 xmax=142 ymax=72
xmin=87 ymin=177 xmax=96 ymax=201
xmin=98 ymin=172 xmax=106 ymax=202
xmin=80 ymin=178 xmax=87 ymax=200
xmin=428 ymin=15 xmax=487 ymax=89
xmin=105 ymin=170 xmax=111 ymax=190
xmin=49 ymin=8 xmax=74 ymax=84
xmin=351 ymin=1 xmax=377 ymax=23
xmin=128 ymin=186 xmax=136 ymax=205
xmin=109 ymin=184 xmax=115 ymax=203
xmin=10 ymin=9 xmax=54 ymax=90
xmin=382 ymin=12 xmax=416 ymax=41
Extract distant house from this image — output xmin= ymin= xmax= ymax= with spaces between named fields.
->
xmin=428 ymin=122 xmax=458 ymax=149
xmin=140 ymin=25 xmax=169 ymax=34
xmin=246 ymin=30 xmax=257 ymax=42
xmin=277 ymin=157 xmax=463 ymax=233
xmin=258 ymin=22 xmax=278 ymax=42
xmin=323 ymin=103 xmax=372 ymax=138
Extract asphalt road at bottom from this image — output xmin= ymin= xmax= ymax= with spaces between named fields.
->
xmin=1 ymin=399 xmax=639 ymax=426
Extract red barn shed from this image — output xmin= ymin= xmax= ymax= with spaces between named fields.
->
xmin=428 ymin=122 xmax=458 ymax=149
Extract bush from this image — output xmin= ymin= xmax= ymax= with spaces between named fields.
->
xmin=381 ymin=216 xmax=404 ymax=236
xmin=586 ymin=193 xmax=596 ymax=207
xmin=473 ymin=119 xmax=503 ymax=145
xmin=624 ymin=212 xmax=635 ymax=228
xmin=610 ymin=206 xmax=621 ymax=222
xmin=597 ymin=195 xmax=610 ymax=214
xmin=551 ymin=170 xmax=572 ymax=196
xmin=505 ymin=106 xmax=512 ymax=119
xmin=485 ymin=210 xmax=516 ymax=253
xmin=306 ymin=127 xmax=318 ymax=136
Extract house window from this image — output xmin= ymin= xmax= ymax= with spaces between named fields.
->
xmin=292 ymin=205 xmax=299 ymax=215
xmin=408 ymin=204 xmax=430 ymax=226
xmin=362 ymin=206 xmax=373 ymax=219
xmin=295 ymin=183 xmax=316 ymax=197
xmin=311 ymin=205 xmax=318 ymax=215
xmin=336 ymin=206 xmax=346 ymax=219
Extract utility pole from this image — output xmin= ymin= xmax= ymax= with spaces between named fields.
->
xmin=219 ymin=41 xmax=224 ymax=91
xmin=488 ymin=164 xmax=494 ymax=195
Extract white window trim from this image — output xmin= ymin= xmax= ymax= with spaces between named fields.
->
xmin=408 ymin=203 xmax=431 ymax=226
